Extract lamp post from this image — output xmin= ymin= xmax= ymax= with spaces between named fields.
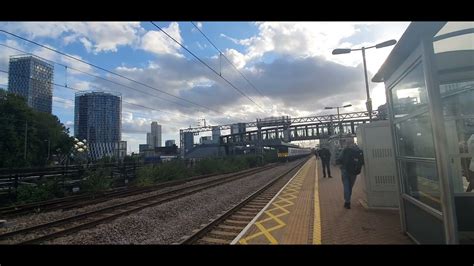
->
xmin=325 ymin=104 xmax=352 ymax=136
xmin=332 ymin=39 xmax=397 ymax=121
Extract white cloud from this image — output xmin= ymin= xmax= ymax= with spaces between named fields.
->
xmin=53 ymin=96 xmax=74 ymax=109
xmin=140 ymin=22 xmax=184 ymax=57
xmin=1 ymin=22 xmax=143 ymax=54
xmin=0 ymin=38 xmax=94 ymax=79
xmin=79 ymin=37 xmax=93 ymax=53
xmin=225 ymin=22 xmax=409 ymax=74
xmin=223 ymin=48 xmax=247 ymax=69
xmin=70 ymin=80 xmax=93 ymax=91
xmin=2 ymin=22 xmax=69 ymax=39
xmin=220 ymin=33 xmax=243 ymax=45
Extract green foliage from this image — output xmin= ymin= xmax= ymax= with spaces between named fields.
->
xmin=16 ymin=178 xmax=64 ymax=204
xmin=0 ymin=90 xmax=74 ymax=168
xmin=154 ymin=160 xmax=191 ymax=181
xmin=263 ymin=149 xmax=278 ymax=164
xmin=134 ymin=166 xmax=156 ymax=187
xmin=134 ymin=154 xmax=276 ymax=187
xmin=81 ymin=167 xmax=113 ymax=193
xmin=95 ymin=156 xmax=116 ymax=164
xmin=123 ymin=154 xmax=139 ymax=163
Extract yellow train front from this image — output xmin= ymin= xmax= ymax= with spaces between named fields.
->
xmin=277 ymin=146 xmax=312 ymax=162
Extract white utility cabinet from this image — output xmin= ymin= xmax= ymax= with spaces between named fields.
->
xmin=356 ymin=120 xmax=399 ymax=208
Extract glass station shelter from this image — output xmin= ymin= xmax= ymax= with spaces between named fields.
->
xmin=373 ymin=22 xmax=474 ymax=244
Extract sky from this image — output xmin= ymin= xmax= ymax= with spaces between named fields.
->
xmin=0 ymin=21 xmax=410 ymax=153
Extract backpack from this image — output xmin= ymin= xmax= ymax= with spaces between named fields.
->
xmin=345 ymin=147 xmax=364 ymax=175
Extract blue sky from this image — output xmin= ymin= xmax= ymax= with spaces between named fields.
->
xmin=0 ymin=22 xmax=410 ymax=152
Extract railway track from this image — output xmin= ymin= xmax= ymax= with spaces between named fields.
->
xmin=179 ymin=157 xmax=308 ymax=245
xmin=0 ymin=163 xmax=279 ymax=244
xmin=0 ymin=165 xmax=275 ymax=218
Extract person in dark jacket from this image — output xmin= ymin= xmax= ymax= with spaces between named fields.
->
xmin=336 ymin=143 xmax=364 ymax=209
xmin=318 ymin=147 xmax=331 ymax=178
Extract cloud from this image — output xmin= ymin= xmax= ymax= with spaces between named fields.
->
xmin=1 ymin=22 xmax=411 ymax=152
xmin=220 ymin=33 xmax=243 ymax=45
xmin=90 ymin=52 xmax=379 ymax=135
xmin=223 ymin=48 xmax=247 ymax=69
xmin=140 ymin=22 xmax=184 ymax=57
xmin=224 ymin=22 xmax=409 ymax=73
xmin=0 ymin=37 xmax=95 ymax=81
xmin=196 ymin=42 xmax=207 ymax=50
xmin=53 ymin=96 xmax=74 ymax=109
xmin=31 ymin=45 xmax=95 ymax=75
xmin=1 ymin=22 xmax=143 ymax=54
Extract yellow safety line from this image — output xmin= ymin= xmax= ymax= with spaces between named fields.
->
xmin=312 ymin=158 xmax=321 ymax=244
xmin=238 ymin=160 xmax=308 ymax=244
xmin=232 ymin=159 xmax=310 ymax=244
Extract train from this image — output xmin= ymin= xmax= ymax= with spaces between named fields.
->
xmin=276 ymin=146 xmax=312 ymax=161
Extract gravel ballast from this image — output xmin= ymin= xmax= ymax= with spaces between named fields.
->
xmin=48 ymin=159 xmax=303 ymax=244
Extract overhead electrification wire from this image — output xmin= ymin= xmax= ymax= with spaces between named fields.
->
xmin=0 ymin=29 xmax=220 ymax=114
xmin=0 ymin=69 xmax=195 ymax=122
xmin=190 ymin=21 xmax=266 ymax=98
xmin=0 ymin=43 xmax=195 ymax=111
xmin=149 ymin=21 xmax=265 ymax=112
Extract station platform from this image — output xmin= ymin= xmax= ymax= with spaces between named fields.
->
xmin=233 ymin=157 xmax=413 ymax=244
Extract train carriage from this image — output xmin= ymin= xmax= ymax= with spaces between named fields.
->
xmin=277 ymin=146 xmax=312 ymax=161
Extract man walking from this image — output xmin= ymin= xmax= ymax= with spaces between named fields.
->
xmin=336 ymin=143 xmax=364 ymax=209
xmin=318 ymin=146 xmax=331 ymax=178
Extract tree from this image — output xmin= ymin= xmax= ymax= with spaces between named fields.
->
xmin=0 ymin=90 xmax=74 ymax=168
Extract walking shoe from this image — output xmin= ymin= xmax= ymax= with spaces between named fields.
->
xmin=344 ymin=202 xmax=351 ymax=209
xmin=329 ymin=176 xmax=333 ymax=178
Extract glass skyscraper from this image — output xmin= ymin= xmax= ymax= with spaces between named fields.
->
xmin=74 ymin=91 xmax=123 ymax=160
xmin=8 ymin=55 xmax=54 ymax=113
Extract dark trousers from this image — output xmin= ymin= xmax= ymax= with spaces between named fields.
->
xmin=341 ymin=168 xmax=357 ymax=203
xmin=322 ymin=159 xmax=331 ymax=177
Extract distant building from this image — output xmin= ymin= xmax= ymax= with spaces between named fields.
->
xmin=139 ymin=144 xmax=178 ymax=163
xmin=165 ymin=140 xmax=175 ymax=147
xmin=8 ymin=55 xmax=54 ymax=113
xmin=146 ymin=133 xmax=152 ymax=147
xmin=74 ymin=91 xmax=123 ymax=160
xmin=231 ymin=123 xmax=246 ymax=135
xmin=139 ymin=144 xmax=152 ymax=154
xmin=183 ymin=132 xmax=194 ymax=155
xmin=146 ymin=121 xmax=162 ymax=148
xmin=200 ymin=136 xmax=213 ymax=145
xmin=212 ymin=126 xmax=221 ymax=144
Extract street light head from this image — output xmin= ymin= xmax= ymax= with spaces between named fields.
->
xmin=324 ymin=107 xmax=334 ymax=110
xmin=375 ymin=39 xmax=397 ymax=49
xmin=343 ymin=104 xmax=352 ymax=108
xmin=332 ymin=48 xmax=351 ymax=55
